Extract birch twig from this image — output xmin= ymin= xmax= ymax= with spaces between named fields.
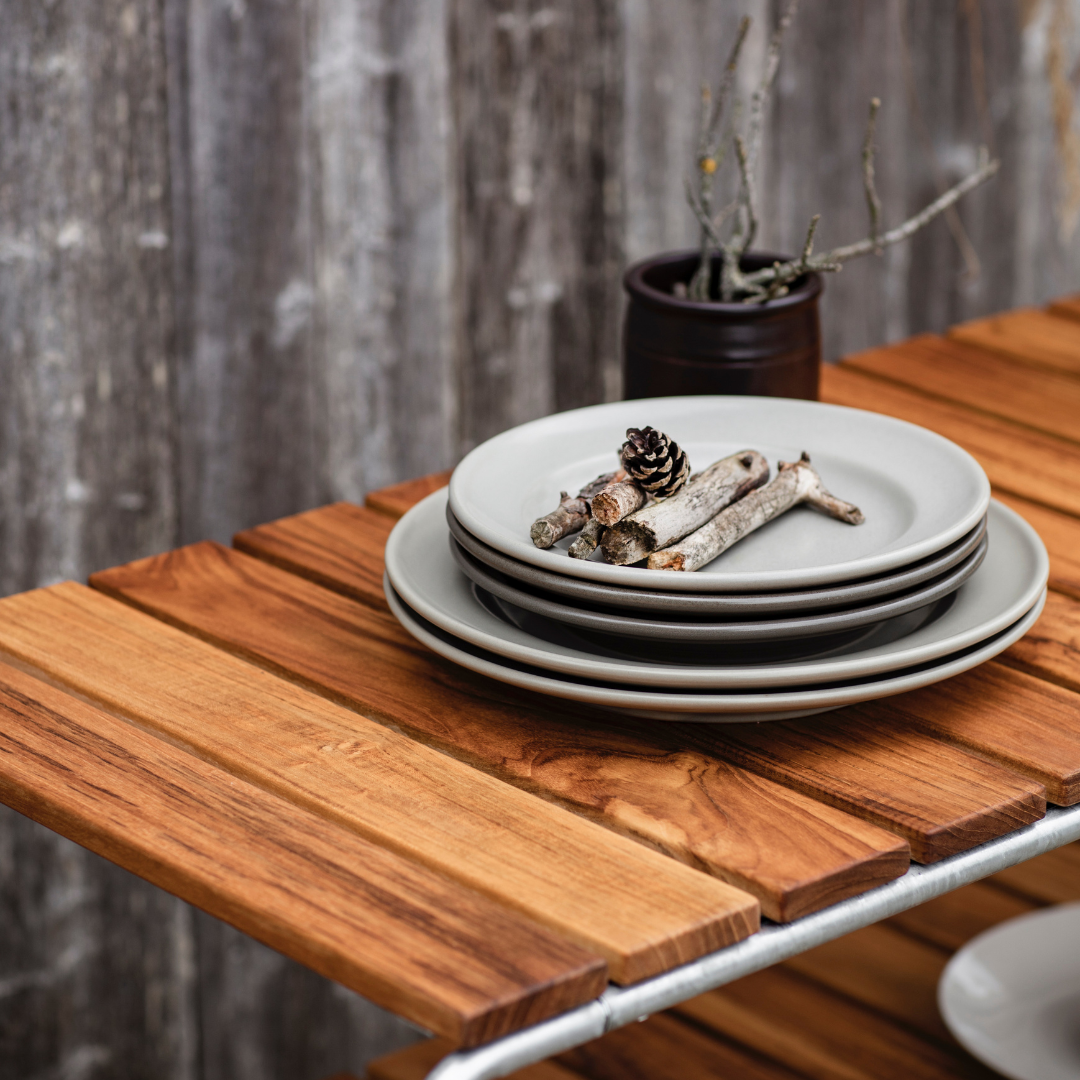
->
xmin=591 ymin=478 xmax=648 ymax=526
xmin=568 ymin=518 xmax=606 ymax=560
xmin=530 ymin=470 xmax=623 ymax=549
xmin=862 ymin=97 xmax=883 ymax=252
xmin=569 ymin=474 xmax=647 ymax=559
xmin=649 ymin=453 xmax=863 ymax=572
xmin=600 ymin=451 xmax=769 ymax=565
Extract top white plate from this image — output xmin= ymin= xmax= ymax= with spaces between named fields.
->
xmin=449 ymin=396 xmax=991 ymax=592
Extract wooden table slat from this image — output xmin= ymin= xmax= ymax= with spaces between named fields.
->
xmin=1048 ymin=294 xmax=1080 ymax=323
xmin=365 ymin=471 xmax=454 ymax=520
xmin=858 ymin=662 xmax=1080 ymax=806
xmin=999 ymin=589 xmax=1080 ymax=699
xmin=684 ymin=715 xmax=1045 ymax=863
xmin=0 ymin=582 xmax=759 ymax=984
xmin=841 ymin=334 xmax=1080 ymax=444
xmin=234 ymin=502 xmax=392 ymax=612
xmin=90 ymin=540 xmax=910 ymax=923
xmin=820 ymin=364 xmax=1080 ymax=517
xmin=375 ymin=1010 xmax=806 ymax=1080
xmin=987 ymin=839 xmax=1080 ymax=904
xmin=990 ymin=492 xmax=1080 ymax=603
xmin=780 ymin=921 xmax=953 ymax=1044
xmin=369 ymin=1040 xmax=579 ymax=1080
xmin=884 ymin=880 xmax=1036 ymax=954
xmin=676 ymin=965 xmax=993 ymax=1080
xmin=948 ymin=307 xmax=1080 ymax=377
xmin=0 ymin=663 xmax=607 ymax=1047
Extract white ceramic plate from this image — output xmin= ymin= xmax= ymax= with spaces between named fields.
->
xmin=449 ymin=396 xmax=991 ymax=592
xmin=448 ymin=506 xmax=989 ymax=615
xmin=939 ymin=903 xmax=1080 ymax=1080
xmin=386 ymin=491 xmax=1047 ymax=689
xmin=450 ymin=534 xmax=987 ymax=642
xmin=386 ymin=580 xmax=1045 ymax=722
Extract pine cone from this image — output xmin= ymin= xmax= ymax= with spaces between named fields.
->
xmin=620 ymin=427 xmax=690 ymax=498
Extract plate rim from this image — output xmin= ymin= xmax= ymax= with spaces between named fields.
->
xmin=386 ymin=579 xmax=1045 ymax=719
xmin=386 ymin=492 xmax=1047 ymax=689
xmin=448 ymin=505 xmax=990 ymax=615
xmin=449 ymin=395 xmax=992 ymax=592
xmin=450 ymin=532 xmax=988 ymax=643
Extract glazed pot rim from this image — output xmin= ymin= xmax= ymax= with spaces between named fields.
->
xmin=624 ymin=248 xmax=823 ymax=316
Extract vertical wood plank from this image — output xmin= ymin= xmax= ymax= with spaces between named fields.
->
xmin=0 ymin=805 xmax=200 ymax=1080
xmin=176 ymin=0 xmax=319 ymax=544
xmin=0 ymin=0 xmax=177 ymax=592
xmin=451 ymin=0 xmax=624 ymax=449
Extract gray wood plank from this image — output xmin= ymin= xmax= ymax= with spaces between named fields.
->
xmin=450 ymin=0 xmax=624 ymax=452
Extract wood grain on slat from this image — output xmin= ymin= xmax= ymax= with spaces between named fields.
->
xmin=988 ymin=841 xmax=1080 ymax=904
xmin=862 ymin=663 xmax=1080 ymax=805
xmin=368 ymin=1038 xmax=577 ymax=1080
xmin=781 ymin=923 xmax=952 ymax=1044
xmin=1000 ymin=589 xmax=1080 ymax=696
xmin=683 ymin=714 xmax=1045 ymax=863
xmin=991 ymin=492 xmax=1080 ymax=602
xmin=676 ymin=966 xmax=996 ymax=1080
xmin=0 ymin=582 xmax=758 ymax=984
xmin=233 ymin=503 xmax=392 ymax=611
xmin=884 ymin=882 xmax=1036 ymax=953
xmin=372 ymin=1012 xmax=804 ymax=1080
xmin=0 ymin=663 xmax=607 ymax=1047
xmin=841 ymin=334 xmax=1080 ymax=443
xmin=1048 ymin=294 xmax=1080 ymax=323
xmin=948 ymin=308 xmax=1080 ymax=377
xmin=820 ymin=364 xmax=1080 ymax=517
xmin=365 ymin=471 xmax=454 ymax=519
xmin=91 ymin=540 xmax=910 ymax=922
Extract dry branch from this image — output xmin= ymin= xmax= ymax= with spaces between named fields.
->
xmin=530 ymin=470 xmax=623 ymax=549
xmin=568 ymin=518 xmax=606 ymax=560
xmin=592 ymin=479 xmax=648 ymax=526
xmin=600 ymin=451 xmax=769 ymax=566
xmin=862 ymin=97 xmax=883 ymax=252
xmin=682 ymin=3 xmax=999 ymax=304
xmin=649 ymin=453 xmax=863 ymax=572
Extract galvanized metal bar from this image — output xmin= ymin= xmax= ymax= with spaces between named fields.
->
xmin=426 ymin=804 xmax=1080 ymax=1080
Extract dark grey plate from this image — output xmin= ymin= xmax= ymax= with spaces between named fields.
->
xmin=450 ymin=532 xmax=988 ymax=644
xmin=447 ymin=506 xmax=987 ymax=616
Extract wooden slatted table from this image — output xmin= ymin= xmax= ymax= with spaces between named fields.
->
xmin=1 ymin=297 xmax=1080 ymax=1077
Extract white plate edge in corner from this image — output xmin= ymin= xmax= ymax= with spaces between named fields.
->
xmin=386 ymin=490 xmax=1048 ymax=690
xmin=384 ymin=578 xmax=1045 ymax=720
xmin=448 ymin=395 xmax=992 ymax=593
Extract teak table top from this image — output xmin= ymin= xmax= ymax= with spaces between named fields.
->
xmin=2 ymin=298 xmax=1080 ymax=1050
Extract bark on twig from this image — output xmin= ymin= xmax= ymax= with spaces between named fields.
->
xmin=862 ymin=97 xmax=883 ymax=252
xmin=530 ymin=470 xmax=623 ymax=549
xmin=736 ymin=151 xmax=999 ymax=299
xmin=568 ymin=518 xmax=606 ymax=560
xmin=600 ymin=451 xmax=769 ymax=566
xmin=689 ymin=16 xmax=751 ymax=301
xmin=592 ymin=478 xmax=648 ymax=526
xmin=649 ymin=453 xmax=863 ymax=572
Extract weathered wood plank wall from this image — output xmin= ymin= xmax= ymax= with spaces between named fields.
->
xmin=1 ymin=1 xmax=1079 ymax=1077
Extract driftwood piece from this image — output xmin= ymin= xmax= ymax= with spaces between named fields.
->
xmin=649 ymin=453 xmax=864 ymax=572
xmin=530 ymin=470 xmax=623 ymax=549
xmin=600 ymin=451 xmax=769 ymax=566
xmin=568 ymin=518 xmax=606 ymax=560
xmin=591 ymin=479 xmax=648 ymax=526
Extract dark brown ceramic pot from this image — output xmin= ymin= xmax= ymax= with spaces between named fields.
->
xmin=622 ymin=249 xmax=823 ymax=401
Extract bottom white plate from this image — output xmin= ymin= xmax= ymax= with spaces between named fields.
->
xmin=939 ymin=903 xmax=1080 ymax=1080
xmin=386 ymin=578 xmax=1045 ymax=722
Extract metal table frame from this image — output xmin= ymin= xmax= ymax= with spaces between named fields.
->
xmin=427 ymin=804 xmax=1080 ymax=1080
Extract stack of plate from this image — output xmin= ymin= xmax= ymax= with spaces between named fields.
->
xmin=386 ymin=397 xmax=1049 ymax=722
